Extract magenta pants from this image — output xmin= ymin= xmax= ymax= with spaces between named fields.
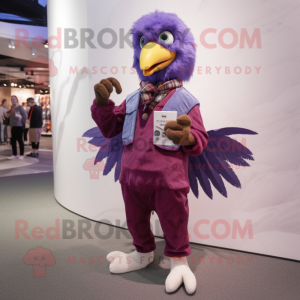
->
xmin=121 ymin=184 xmax=192 ymax=257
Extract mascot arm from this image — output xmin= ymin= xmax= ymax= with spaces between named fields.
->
xmin=90 ymin=77 xmax=125 ymax=138
xmin=91 ymin=98 xmax=126 ymax=139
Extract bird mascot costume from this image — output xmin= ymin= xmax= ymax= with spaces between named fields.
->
xmin=84 ymin=11 xmax=257 ymax=294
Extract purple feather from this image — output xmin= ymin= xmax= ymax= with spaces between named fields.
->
xmin=103 ymin=150 xmax=119 ymax=175
xmin=189 ymin=127 xmax=257 ymax=199
xmin=208 ymin=136 xmax=254 ymax=162
xmin=95 ymin=147 xmax=109 ymax=164
xmin=83 ymin=127 xmax=104 ymax=138
xmin=211 ymin=127 xmax=257 ymax=136
xmin=82 ymin=128 xmax=123 ymax=181
xmin=201 ymin=152 xmax=227 ymax=198
xmin=206 ymin=151 xmax=241 ymax=188
xmin=89 ymin=137 xmax=107 ymax=147
xmin=189 ymin=155 xmax=213 ymax=199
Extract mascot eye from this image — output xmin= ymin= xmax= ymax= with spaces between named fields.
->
xmin=159 ymin=31 xmax=174 ymax=44
xmin=140 ymin=36 xmax=145 ymax=48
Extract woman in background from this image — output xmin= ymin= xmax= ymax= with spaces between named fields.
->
xmin=5 ymin=95 xmax=27 ymax=159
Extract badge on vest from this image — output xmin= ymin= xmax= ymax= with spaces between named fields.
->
xmin=153 ymin=111 xmax=177 ymax=146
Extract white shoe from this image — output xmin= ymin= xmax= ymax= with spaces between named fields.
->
xmin=7 ymin=155 xmax=18 ymax=160
xmin=165 ymin=257 xmax=197 ymax=294
xmin=18 ymin=156 xmax=24 ymax=159
xmin=107 ymin=250 xmax=154 ymax=274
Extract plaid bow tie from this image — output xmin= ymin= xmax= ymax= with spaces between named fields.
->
xmin=140 ymin=78 xmax=183 ymax=106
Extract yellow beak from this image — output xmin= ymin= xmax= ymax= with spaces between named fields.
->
xmin=140 ymin=42 xmax=176 ymax=76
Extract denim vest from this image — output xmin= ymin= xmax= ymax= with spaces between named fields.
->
xmin=122 ymin=87 xmax=200 ymax=151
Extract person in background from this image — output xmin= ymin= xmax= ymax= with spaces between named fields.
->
xmin=23 ymin=102 xmax=31 ymax=145
xmin=5 ymin=95 xmax=27 ymax=159
xmin=26 ymin=97 xmax=42 ymax=158
xmin=0 ymin=99 xmax=9 ymax=145
xmin=6 ymin=102 xmax=12 ymax=146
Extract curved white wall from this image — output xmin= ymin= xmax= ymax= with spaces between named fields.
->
xmin=48 ymin=0 xmax=300 ymax=261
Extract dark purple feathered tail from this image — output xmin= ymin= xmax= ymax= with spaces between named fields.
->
xmin=188 ymin=127 xmax=257 ymax=199
xmin=82 ymin=126 xmax=257 ymax=198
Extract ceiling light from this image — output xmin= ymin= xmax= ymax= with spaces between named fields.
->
xmin=4 ymin=84 xmax=7 ymax=86
xmin=45 ymin=90 xmax=48 ymax=93
xmin=31 ymin=84 xmax=34 ymax=87
xmin=8 ymin=40 xmax=15 ymax=49
xmin=19 ymin=85 xmax=22 ymax=88
xmin=48 ymin=84 xmax=50 ymax=87
xmin=11 ymin=83 xmax=14 ymax=86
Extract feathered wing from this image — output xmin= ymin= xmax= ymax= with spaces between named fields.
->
xmin=82 ymin=127 xmax=123 ymax=182
xmin=83 ymin=126 xmax=257 ymax=195
xmin=188 ymin=127 xmax=257 ymax=199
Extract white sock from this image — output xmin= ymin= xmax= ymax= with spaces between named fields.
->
xmin=106 ymin=250 xmax=154 ymax=274
xmin=165 ymin=257 xmax=197 ymax=294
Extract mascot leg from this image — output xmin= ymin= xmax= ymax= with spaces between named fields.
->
xmin=154 ymin=187 xmax=197 ymax=294
xmin=107 ymin=184 xmax=156 ymax=274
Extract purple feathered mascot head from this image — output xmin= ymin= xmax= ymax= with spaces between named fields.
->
xmin=131 ymin=11 xmax=196 ymax=84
